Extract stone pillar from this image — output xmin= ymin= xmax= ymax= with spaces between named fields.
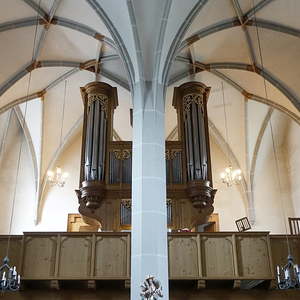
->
xmin=77 ymin=81 xmax=118 ymax=213
xmin=131 ymin=82 xmax=169 ymax=299
xmin=173 ymin=82 xmax=216 ymax=220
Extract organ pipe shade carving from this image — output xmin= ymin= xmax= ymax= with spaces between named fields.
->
xmin=173 ymin=82 xmax=216 ymax=214
xmin=77 ymin=81 xmax=118 ymax=211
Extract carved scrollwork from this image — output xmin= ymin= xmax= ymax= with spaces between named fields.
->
xmin=88 ymin=93 xmax=108 ymax=114
xmin=121 ymin=199 xmax=131 ymax=209
xmin=140 ymin=275 xmax=163 ymax=299
xmin=183 ymin=93 xmax=204 ymax=114
xmin=113 ymin=149 xmax=131 ymax=160
xmin=165 ymin=149 xmax=181 ymax=160
xmin=121 ymin=199 xmax=171 ymax=209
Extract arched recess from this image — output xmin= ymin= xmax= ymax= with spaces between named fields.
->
xmin=250 ymin=108 xmax=273 ymax=199
xmin=14 ymin=106 xmax=38 ymax=191
xmin=0 ymin=108 xmax=36 ymax=234
xmin=36 ymin=114 xmax=83 ymax=224
xmin=208 ymin=119 xmax=249 ymax=215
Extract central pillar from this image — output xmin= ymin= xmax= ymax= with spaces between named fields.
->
xmin=131 ymin=82 xmax=169 ymax=299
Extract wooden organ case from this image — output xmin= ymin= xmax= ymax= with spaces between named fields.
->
xmin=76 ymin=81 xmax=217 ymax=231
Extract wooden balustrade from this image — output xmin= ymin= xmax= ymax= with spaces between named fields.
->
xmin=168 ymin=232 xmax=274 ymax=280
xmin=0 ymin=232 xmax=298 ymax=282
xmin=0 ymin=233 xmax=131 ymax=280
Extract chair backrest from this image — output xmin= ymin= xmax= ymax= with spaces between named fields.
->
xmin=288 ymin=217 xmax=300 ymax=235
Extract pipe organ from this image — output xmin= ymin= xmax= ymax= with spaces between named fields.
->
xmin=76 ymin=81 xmax=216 ymax=231
xmin=76 ymin=82 xmax=118 ymax=220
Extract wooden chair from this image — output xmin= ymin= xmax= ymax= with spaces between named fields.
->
xmin=288 ymin=217 xmax=300 ymax=235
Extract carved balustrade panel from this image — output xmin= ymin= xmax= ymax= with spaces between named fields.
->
xmin=236 ymin=235 xmax=273 ymax=278
xmin=94 ymin=235 xmax=129 ymax=278
xmin=168 ymin=235 xmax=199 ymax=279
xmin=202 ymin=235 xmax=235 ymax=278
xmin=22 ymin=235 xmax=56 ymax=279
xmin=58 ymin=235 xmax=92 ymax=278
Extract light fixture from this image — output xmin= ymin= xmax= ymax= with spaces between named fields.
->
xmin=277 ymin=255 xmax=300 ymax=289
xmin=47 ymin=167 xmax=68 ymax=187
xmin=219 ymin=82 xmax=242 ymax=186
xmin=0 ymin=257 xmax=21 ymax=292
xmin=47 ymin=80 xmax=68 ymax=187
xmin=220 ymin=166 xmax=242 ymax=187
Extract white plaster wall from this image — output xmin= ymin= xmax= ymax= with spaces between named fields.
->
xmin=210 ymin=138 xmax=247 ymax=231
xmin=35 ymin=131 xmax=82 ymax=232
xmin=0 ymin=111 xmax=36 ymax=234
xmin=285 ymin=119 xmax=300 ymax=217
xmin=0 ymin=119 xmax=81 ymax=234
xmin=251 ymin=123 xmax=293 ymax=234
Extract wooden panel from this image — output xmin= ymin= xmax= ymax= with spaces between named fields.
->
xmin=0 ymin=237 xmax=22 ymax=271
xmin=58 ymin=236 xmax=92 ymax=278
xmin=68 ymin=214 xmax=100 ymax=232
xmin=22 ymin=236 xmax=56 ymax=278
xmin=202 ymin=235 xmax=234 ymax=278
xmin=271 ymin=236 xmax=300 ymax=269
xmin=207 ymin=213 xmax=219 ymax=232
xmin=169 ymin=236 xmax=198 ymax=278
xmin=236 ymin=235 xmax=271 ymax=278
xmin=94 ymin=236 xmax=128 ymax=278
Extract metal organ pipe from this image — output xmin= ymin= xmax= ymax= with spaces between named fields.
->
xmin=92 ymin=100 xmax=100 ymax=180
xmin=101 ymin=120 xmax=107 ymax=181
xmin=191 ymin=102 xmax=201 ymax=180
xmin=186 ymin=112 xmax=194 ymax=181
xmin=85 ymin=102 xmax=94 ymax=181
xmin=98 ymin=109 xmax=105 ymax=181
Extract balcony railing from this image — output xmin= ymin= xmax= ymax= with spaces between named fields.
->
xmin=1 ymin=232 xmax=299 ymax=282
